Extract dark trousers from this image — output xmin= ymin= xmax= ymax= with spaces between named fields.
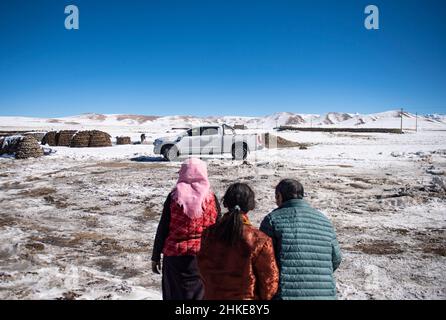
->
xmin=162 ymin=255 xmax=204 ymax=300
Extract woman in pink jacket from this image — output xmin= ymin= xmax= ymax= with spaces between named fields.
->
xmin=151 ymin=158 xmax=221 ymax=300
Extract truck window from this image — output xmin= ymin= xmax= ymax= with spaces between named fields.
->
xmin=187 ymin=128 xmax=200 ymax=136
xmin=223 ymin=125 xmax=235 ymax=135
xmin=201 ymin=127 xmax=219 ymax=136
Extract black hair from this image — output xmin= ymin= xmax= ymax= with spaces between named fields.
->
xmin=212 ymin=183 xmax=255 ymax=246
xmin=275 ymin=179 xmax=304 ymax=202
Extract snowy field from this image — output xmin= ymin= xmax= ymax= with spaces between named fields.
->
xmin=0 ymin=112 xmax=445 ymax=300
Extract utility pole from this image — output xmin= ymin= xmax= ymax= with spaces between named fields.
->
xmin=400 ymin=108 xmax=403 ymax=133
xmin=415 ymin=112 xmax=418 ymax=132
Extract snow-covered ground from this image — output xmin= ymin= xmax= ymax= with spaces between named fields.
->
xmin=0 ymin=112 xmax=445 ymax=300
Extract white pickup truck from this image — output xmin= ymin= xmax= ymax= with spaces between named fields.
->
xmin=153 ymin=124 xmax=263 ymax=161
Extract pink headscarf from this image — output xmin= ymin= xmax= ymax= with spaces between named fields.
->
xmin=172 ymin=158 xmax=212 ymax=219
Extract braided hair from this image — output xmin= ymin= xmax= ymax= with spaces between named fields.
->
xmin=212 ymin=183 xmax=255 ymax=246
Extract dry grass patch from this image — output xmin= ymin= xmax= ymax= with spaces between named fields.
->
xmin=44 ymin=195 xmax=69 ymax=209
xmin=353 ymin=240 xmax=404 ymax=255
xmin=0 ymin=215 xmax=16 ymax=227
xmin=29 ymin=232 xmax=103 ymax=248
xmin=25 ymin=176 xmax=41 ymax=182
xmin=2 ymin=181 xmax=28 ymax=190
xmin=349 ymin=183 xmax=373 ymax=190
xmin=422 ymin=245 xmax=446 ymax=257
xmin=25 ymin=242 xmax=45 ymax=251
xmin=390 ymin=228 xmax=410 ymax=236
xmin=19 ymin=187 xmax=56 ymax=197
xmin=141 ymin=206 xmax=159 ymax=221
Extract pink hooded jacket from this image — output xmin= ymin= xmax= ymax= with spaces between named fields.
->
xmin=163 ymin=158 xmax=219 ymax=256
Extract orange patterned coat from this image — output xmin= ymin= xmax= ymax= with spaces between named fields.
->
xmin=198 ymin=216 xmax=279 ymax=300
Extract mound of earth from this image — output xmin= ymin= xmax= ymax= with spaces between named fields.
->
xmin=261 ymin=133 xmax=309 ymax=149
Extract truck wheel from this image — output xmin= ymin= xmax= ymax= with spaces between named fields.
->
xmin=163 ymin=146 xmax=179 ymax=161
xmin=232 ymin=143 xmax=247 ymax=160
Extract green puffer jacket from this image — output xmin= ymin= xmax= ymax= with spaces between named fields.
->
xmin=260 ymin=199 xmax=342 ymax=300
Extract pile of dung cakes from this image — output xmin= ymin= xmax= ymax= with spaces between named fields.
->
xmin=88 ymin=130 xmax=112 ymax=147
xmin=116 ymin=136 xmax=132 ymax=145
xmin=69 ymin=131 xmax=90 ymax=147
xmin=24 ymin=132 xmax=46 ymax=142
xmin=15 ymin=136 xmax=44 ymax=159
xmin=42 ymin=130 xmax=77 ymax=147
xmin=70 ymin=130 xmax=112 ymax=148
xmin=56 ymin=130 xmax=78 ymax=146
xmin=42 ymin=130 xmax=112 ymax=148
xmin=0 ymin=135 xmax=22 ymax=155
xmin=41 ymin=131 xmax=58 ymax=146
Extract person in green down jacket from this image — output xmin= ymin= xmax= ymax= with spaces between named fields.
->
xmin=260 ymin=179 xmax=342 ymax=300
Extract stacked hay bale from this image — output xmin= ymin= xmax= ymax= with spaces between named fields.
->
xmin=89 ymin=130 xmax=112 ymax=147
xmin=116 ymin=136 xmax=131 ymax=145
xmin=70 ymin=131 xmax=91 ymax=148
xmin=15 ymin=136 xmax=43 ymax=159
xmin=41 ymin=131 xmax=57 ymax=146
xmin=56 ymin=130 xmax=77 ymax=146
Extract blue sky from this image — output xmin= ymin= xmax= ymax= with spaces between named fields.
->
xmin=0 ymin=0 xmax=445 ymax=117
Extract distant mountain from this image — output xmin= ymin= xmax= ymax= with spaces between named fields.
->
xmin=0 ymin=110 xmax=445 ymax=131
xmin=425 ymin=114 xmax=446 ymax=122
xmin=322 ymin=112 xmax=353 ymax=125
